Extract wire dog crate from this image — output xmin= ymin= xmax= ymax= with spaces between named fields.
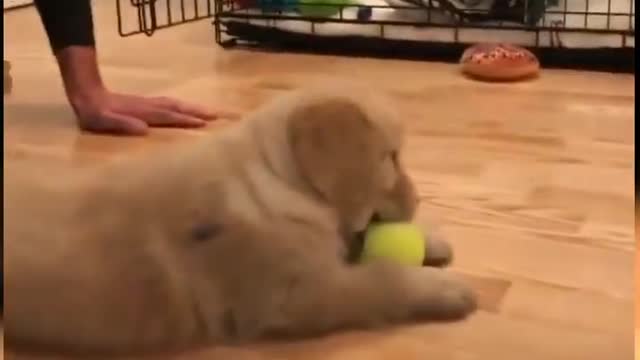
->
xmin=116 ymin=0 xmax=635 ymax=72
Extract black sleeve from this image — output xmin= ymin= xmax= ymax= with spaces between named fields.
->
xmin=33 ymin=0 xmax=96 ymax=52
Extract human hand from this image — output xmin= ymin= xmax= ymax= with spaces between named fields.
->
xmin=55 ymin=46 xmax=235 ymax=136
xmin=70 ymin=88 xmax=227 ymax=135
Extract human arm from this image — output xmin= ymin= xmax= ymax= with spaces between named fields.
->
xmin=33 ymin=0 xmax=219 ymax=135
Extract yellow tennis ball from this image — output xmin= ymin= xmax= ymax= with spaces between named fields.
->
xmin=360 ymin=222 xmax=426 ymax=266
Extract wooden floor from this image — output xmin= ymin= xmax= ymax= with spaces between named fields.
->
xmin=3 ymin=3 xmax=636 ymax=360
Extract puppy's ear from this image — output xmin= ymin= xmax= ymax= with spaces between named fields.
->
xmin=288 ymin=97 xmax=383 ymax=231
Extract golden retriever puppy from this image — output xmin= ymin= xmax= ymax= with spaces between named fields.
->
xmin=4 ymin=84 xmax=476 ymax=356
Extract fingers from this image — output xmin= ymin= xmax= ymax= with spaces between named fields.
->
xmin=148 ymin=109 xmax=208 ymax=128
xmin=75 ymin=91 xmax=239 ymax=136
xmin=150 ymin=96 xmax=218 ymax=120
xmin=79 ymin=111 xmax=149 ymax=136
xmin=141 ymin=96 xmax=242 ymax=127
xmin=154 ymin=97 xmax=242 ymax=121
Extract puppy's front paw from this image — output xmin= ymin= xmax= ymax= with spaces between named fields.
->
xmin=430 ymin=280 xmax=477 ymax=320
xmin=423 ymin=232 xmax=453 ymax=268
xmin=409 ymin=268 xmax=477 ymax=321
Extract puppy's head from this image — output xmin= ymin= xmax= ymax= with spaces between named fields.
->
xmin=287 ymin=90 xmax=418 ymax=233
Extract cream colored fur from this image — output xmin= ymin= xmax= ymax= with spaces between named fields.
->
xmin=4 ymin=85 xmax=476 ymax=356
